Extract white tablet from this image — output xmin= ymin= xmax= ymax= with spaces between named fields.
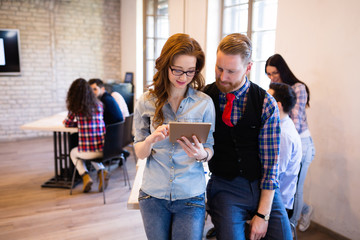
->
xmin=169 ymin=122 xmax=211 ymax=143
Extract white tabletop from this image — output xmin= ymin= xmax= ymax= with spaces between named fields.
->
xmin=127 ymin=159 xmax=146 ymax=210
xmin=20 ymin=111 xmax=77 ymax=133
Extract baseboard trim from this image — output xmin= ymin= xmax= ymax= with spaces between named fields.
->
xmin=311 ymin=221 xmax=351 ymax=240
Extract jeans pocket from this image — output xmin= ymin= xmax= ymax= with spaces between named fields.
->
xmin=185 ymin=194 xmax=205 ymax=208
xmin=138 ymin=189 xmax=152 ymax=201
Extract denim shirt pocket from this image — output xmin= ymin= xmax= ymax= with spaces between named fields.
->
xmin=177 ymin=117 xmax=202 ymax=123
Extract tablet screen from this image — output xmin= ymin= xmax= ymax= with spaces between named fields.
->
xmin=169 ymin=122 xmax=211 ymax=143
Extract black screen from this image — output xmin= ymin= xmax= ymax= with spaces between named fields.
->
xmin=0 ymin=29 xmax=21 ymax=75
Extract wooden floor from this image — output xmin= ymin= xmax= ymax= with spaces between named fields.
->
xmin=0 ymin=137 xmax=146 ymax=240
xmin=0 ymin=137 xmax=346 ymax=240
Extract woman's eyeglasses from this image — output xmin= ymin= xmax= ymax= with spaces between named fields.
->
xmin=266 ymin=71 xmax=280 ymax=77
xmin=170 ymin=66 xmax=197 ymax=77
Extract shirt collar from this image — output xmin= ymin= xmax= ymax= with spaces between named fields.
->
xmin=184 ymin=86 xmax=198 ymax=101
xmin=166 ymin=86 xmax=197 ymax=104
xmin=280 ymin=115 xmax=290 ymax=123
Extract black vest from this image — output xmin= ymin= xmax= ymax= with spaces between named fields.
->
xmin=204 ymin=82 xmax=265 ymax=181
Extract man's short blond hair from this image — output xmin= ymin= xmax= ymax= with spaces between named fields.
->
xmin=217 ymin=33 xmax=252 ymax=65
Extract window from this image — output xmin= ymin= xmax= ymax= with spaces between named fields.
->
xmin=222 ymin=0 xmax=278 ymax=89
xmin=144 ymin=0 xmax=169 ymax=89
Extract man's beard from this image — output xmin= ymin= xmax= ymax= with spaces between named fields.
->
xmin=215 ymin=76 xmax=245 ymax=93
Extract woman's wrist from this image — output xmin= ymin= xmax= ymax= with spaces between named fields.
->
xmin=196 ymin=149 xmax=209 ymax=162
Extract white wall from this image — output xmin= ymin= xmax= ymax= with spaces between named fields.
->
xmin=206 ymin=0 xmax=221 ymax=84
xmin=169 ymin=0 xmax=207 ymax=48
xmin=121 ymin=0 xmax=143 ymax=99
xmin=0 ymin=0 xmax=122 ymax=141
xmin=120 ymin=0 xmax=137 ymax=81
xmin=169 ymin=0 xmax=211 ymax=82
xmin=276 ymin=0 xmax=360 ymax=238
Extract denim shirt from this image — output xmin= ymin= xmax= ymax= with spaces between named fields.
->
xmin=134 ymin=87 xmax=215 ymax=201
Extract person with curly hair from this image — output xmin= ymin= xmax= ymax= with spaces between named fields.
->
xmin=134 ymin=33 xmax=215 ymax=240
xmin=64 ymin=78 xmax=109 ymax=193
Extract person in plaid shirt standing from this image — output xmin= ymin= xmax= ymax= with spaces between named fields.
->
xmin=64 ymin=78 xmax=109 ymax=193
xmin=204 ymin=34 xmax=292 ymax=240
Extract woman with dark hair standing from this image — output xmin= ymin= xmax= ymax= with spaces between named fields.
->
xmin=265 ymin=54 xmax=315 ymax=232
xmin=64 ymin=78 xmax=109 ymax=193
xmin=134 ymin=33 xmax=215 ymax=240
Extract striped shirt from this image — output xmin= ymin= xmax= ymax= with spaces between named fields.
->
xmin=219 ymin=78 xmax=280 ymax=190
xmin=289 ymin=82 xmax=309 ymax=134
xmin=64 ymin=103 xmax=105 ymax=152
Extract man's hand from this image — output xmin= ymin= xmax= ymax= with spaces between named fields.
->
xmin=249 ymin=215 xmax=268 ymax=240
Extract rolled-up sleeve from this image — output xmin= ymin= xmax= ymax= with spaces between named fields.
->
xmin=202 ymin=97 xmax=215 ymax=152
xmin=64 ymin=112 xmax=77 ymax=127
xmin=133 ymin=94 xmax=152 ymax=144
xmin=290 ymin=83 xmax=308 ymax=134
xmin=258 ymin=92 xmax=281 ymax=190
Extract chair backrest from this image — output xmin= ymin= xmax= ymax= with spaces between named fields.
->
xmin=110 ymin=83 xmax=134 ymax=113
xmin=122 ymin=113 xmax=134 ymax=148
xmin=103 ymin=120 xmax=125 ymax=161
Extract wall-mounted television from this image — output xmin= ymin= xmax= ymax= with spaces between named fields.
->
xmin=0 ymin=29 xmax=21 ymax=76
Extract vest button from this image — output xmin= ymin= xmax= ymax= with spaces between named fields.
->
xmin=238 ymin=158 xmax=242 ymax=162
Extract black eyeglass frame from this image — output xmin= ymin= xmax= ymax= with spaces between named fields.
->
xmin=169 ymin=66 xmax=198 ymax=77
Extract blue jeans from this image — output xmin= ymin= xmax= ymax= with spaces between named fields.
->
xmin=138 ymin=189 xmax=206 ymax=240
xmin=207 ymin=175 xmax=292 ymax=240
xmin=290 ymin=136 xmax=315 ymax=226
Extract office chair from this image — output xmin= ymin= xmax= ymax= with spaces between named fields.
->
xmin=70 ymin=121 xmax=131 ymax=204
xmin=122 ymin=113 xmax=137 ymax=163
xmin=103 ymin=121 xmax=131 ymax=190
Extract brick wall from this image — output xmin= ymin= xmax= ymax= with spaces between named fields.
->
xmin=0 ymin=0 xmax=121 ymax=141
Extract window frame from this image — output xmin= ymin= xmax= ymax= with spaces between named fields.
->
xmin=221 ymin=0 xmax=278 ymax=89
xmin=143 ymin=0 xmax=169 ymax=91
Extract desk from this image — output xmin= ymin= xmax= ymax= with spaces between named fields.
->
xmin=127 ymin=159 xmax=210 ymax=210
xmin=21 ymin=112 xmax=79 ymax=189
xmin=127 ymin=159 xmax=146 ymax=209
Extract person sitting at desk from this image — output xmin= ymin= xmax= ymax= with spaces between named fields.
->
xmin=88 ymin=78 xmax=124 ymax=125
xmin=64 ymin=78 xmax=109 ymax=193
xmin=111 ymin=91 xmax=130 ymax=117
xmin=89 ymin=78 xmax=130 ymax=162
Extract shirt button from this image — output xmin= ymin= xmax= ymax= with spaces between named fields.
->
xmin=171 ymin=166 xmax=174 ymax=169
